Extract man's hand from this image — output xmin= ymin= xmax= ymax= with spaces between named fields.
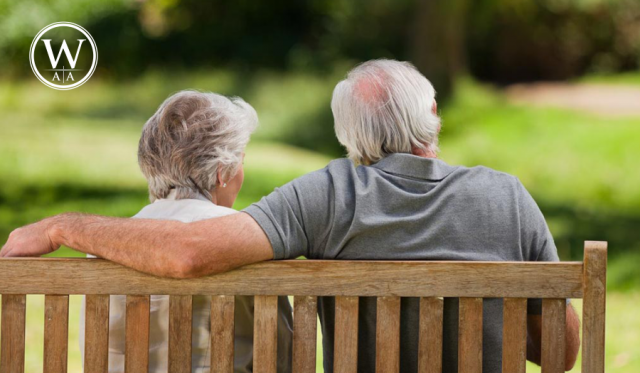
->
xmin=1 ymin=216 xmax=61 ymax=257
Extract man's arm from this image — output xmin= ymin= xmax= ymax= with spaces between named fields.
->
xmin=526 ymin=303 xmax=581 ymax=371
xmin=0 ymin=212 xmax=273 ymax=279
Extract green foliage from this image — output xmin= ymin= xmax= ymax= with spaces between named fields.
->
xmin=579 ymin=72 xmax=640 ymax=86
xmin=0 ymin=0 xmax=133 ymax=76
xmin=2 ymin=0 xmax=638 ymax=80
xmin=608 ymin=251 xmax=640 ymax=292
xmin=466 ymin=0 xmax=640 ymax=82
xmin=0 ymin=0 xmax=414 ymax=76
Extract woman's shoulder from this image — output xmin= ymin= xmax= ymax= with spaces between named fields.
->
xmin=191 ymin=203 xmax=237 ymax=221
xmin=133 ymin=198 xmax=237 ymax=222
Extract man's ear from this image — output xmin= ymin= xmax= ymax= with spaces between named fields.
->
xmin=432 ymin=101 xmax=441 ymax=133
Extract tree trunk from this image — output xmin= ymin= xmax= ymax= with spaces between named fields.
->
xmin=410 ymin=0 xmax=469 ymax=101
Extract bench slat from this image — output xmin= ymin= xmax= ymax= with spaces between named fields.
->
xmin=169 ymin=295 xmax=193 ymax=373
xmin=458 ymin=297 xmax=483 ymax=373
xmin=376 ymin=296 xmax=401 ymax=373
xmin=0 ymin=259 xmax=584 ymax=298
xmin=211 ymin=295 xmax=235 ymax=373
xmin=254 ymin=295 xmax=278 ymax=373
xmin=334 ymin=296 xmax=358 ymax=373
xmin=44 ymin=295 xmax=69 ymax=373
xmin=541 ymin=299 xmax=566 ymax=373
xmin=125 ymin=295 xmax=150 ymax=373
xmin=0 ymin=294 xmax=26 ymax=373
xmin=84 ymin=294 xmax=110 ymax=373
xmin=581 ymin=242 xmax=607 ymax=373
xmin=418 ymin=297 xmax=443 ymax=373
xmin=502 ymin=298 xmax=527 ymax=373
xmin=292 ymin=296 xmax=317 ymax=373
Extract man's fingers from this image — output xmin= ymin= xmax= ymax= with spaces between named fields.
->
xmin=1 ymin=240 xmax=13 ymax=257
xmin=1 ymin=229 xmax=19 ymax=257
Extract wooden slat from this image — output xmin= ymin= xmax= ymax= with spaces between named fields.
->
xmin=125 ymin=295 xmax=150 ymax=373
xmin=169 ymin=295 xmax=193 ymax=373
xmin=581 ymin=241 xmax=607 ymax=373
xmin=541 ymin=299 xmax=566 ymax=373
xmin=211 ymin=295 xmax=235 ymax=373
xmin=376 ymin=296 xmax=401 ymax=373
xmin=0 ymin=258 xmax=584 ymax=298
xmin=254 ymin=295 xmax=278 ymax=373
xmin=44 ymin=295 xmax=69 ymax=373
xmin=458 ymin=297 xmax=483 ymax=373
xmin=84 ymin=294 xmax=110 ymax=373
xmin=292 ymin=296 xmax=317 ymax=373
xmin=334 ymin=296 xmax=358 ymax=373
xmin=0 ymin=294 xmax=26 ymax=373
xmin=418 ymin=297 xmax=443 ymax=373
xmin=502 ymin=298 xmax=527 ymax=373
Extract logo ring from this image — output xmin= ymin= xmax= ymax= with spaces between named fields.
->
xmin=29 ymin=22 xmax=98 ymax=90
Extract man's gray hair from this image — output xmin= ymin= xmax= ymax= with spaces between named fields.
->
xmin=331 ymin=59 xmax=440 ymax=165
xmin=138 ymin=90 xmax=257 ymax=201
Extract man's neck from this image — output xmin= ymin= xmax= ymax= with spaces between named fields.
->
xmin=411 ymin=147 xmax=437 ymax=159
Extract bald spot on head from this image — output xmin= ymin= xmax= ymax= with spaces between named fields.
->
xmin=353 ymin=71 xmax=390 ymax=108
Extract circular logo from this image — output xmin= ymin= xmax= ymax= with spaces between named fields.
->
xmin=29 ymin=22 xmax=98 ymax=90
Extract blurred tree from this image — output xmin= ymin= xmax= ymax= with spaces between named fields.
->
xmin=411 ymin=0 xmax=469 ymax=101
xmin=466 ymin=0 xmax=640 ymax=83
xmin=1 ymin=0 xmax=638 ymax=85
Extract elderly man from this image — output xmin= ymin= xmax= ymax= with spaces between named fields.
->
xmin=2 ymin=59 xmax=580 ymax=372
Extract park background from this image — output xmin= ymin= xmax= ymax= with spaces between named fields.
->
xmin=0 ymin=0 xmax=639 ymax=371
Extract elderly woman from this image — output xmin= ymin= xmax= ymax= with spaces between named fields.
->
xmin=79 ymin=91 xmax=293 ymax=373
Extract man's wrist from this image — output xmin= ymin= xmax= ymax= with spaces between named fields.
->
xmin=46 ymin=213 xmax=74 ymax=249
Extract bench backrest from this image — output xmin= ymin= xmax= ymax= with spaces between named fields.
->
xmin=0 ymin=241 xmax=606 ymax=373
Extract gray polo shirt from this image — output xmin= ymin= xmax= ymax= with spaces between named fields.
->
xmin=244 ymin=153 xmax=558 ymax=373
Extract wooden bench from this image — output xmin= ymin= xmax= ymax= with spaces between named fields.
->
xmin=0 ymin=241 xmax=606 ymax=373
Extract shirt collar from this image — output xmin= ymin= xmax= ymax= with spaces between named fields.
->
xmin=371 ymin=153 xmax=458 ymax=181
xmin=160 ymin=189 xmax=213 ymax=203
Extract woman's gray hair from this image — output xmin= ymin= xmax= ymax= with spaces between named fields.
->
xmin=331 ymin=59 xmax=440 ymax=165
xmin=138 ymin=90 xmax=258 ymax=201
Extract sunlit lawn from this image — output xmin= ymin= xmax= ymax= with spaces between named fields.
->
xmin=1 ymin=70 xmax=639 ymax=371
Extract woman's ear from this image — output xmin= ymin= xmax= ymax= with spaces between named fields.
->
xmin=216 ymin=169 xmax=225 ymax=187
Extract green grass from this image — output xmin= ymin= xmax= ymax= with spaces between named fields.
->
xmin=578 ymin=71 xmax=640 ymax=86
xmin=1 ymin=69 xmax=639 ymax=371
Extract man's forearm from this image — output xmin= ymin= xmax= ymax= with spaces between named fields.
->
xmin=527 ymin=303 xmax=581 ymax=371
xmin=52 ymin=213 xmax=197 ymax=278
xmin=2 ymin=211 xmax=274 ymax=278
xmin=565 ymin=304 xmax=581 ymax=370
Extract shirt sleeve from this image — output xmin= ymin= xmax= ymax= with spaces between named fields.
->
xmin=516 ymin=179 xmax=560 ymax=314
xmin=242 ymin=168 xmax=335 ymax=260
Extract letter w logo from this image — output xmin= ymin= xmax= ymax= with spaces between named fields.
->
xmin=41 ymin=39 xmax=85 ymax=68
